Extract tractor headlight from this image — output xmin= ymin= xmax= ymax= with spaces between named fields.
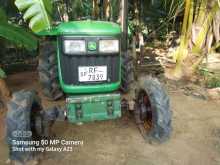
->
xmin=63 ymin=40 xmax=86 ymax=54
xmin=99 ymin=40 xmax=119 ymax=53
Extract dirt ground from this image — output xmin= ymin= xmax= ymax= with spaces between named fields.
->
xmin=1 ymin=71 xmax=220 ymax=165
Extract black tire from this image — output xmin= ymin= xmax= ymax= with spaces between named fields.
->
xmin=120 ymin=51 xmax=134 ymax=93
xmin=134 ymin=76 xmax=172 ymax=143
xmin=38 ymin=41 xmax=63 ymax=100
xmin=6 ymin=90 xmax=44 ymax=163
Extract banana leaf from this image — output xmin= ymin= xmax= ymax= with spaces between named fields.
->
xmin=15 ymin=0 xmax=52 ymax=33
xmin=0 ymin=23 xmax=38 ymax=50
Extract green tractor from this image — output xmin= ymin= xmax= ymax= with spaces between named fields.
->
xmin=6 ymin=0 xmax=171 ymax=163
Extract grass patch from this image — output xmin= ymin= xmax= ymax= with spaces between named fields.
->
xmin=199 ymin=68 xmax=220 ymax=88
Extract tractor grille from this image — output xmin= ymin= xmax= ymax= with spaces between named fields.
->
xmin=58 ymin=37 xmax=120 ymax=85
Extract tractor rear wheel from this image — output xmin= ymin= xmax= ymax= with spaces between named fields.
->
xmin=134 ymin=76 xmax=172 ymax=143
xmin=120 ymin=52 xmax=134 ymax=93
xmin=38 ymin=41 xmax=63 ymax=100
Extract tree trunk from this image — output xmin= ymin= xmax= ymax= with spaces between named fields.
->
xmin=0 ymin=78 xmax=10 ymax=140
xmin=103 ymin=0 xmax=110 ymax=20
xmin=0 ymin=112 xmax=6 ymax=140
xmin=92 ymin=0 xmax=99 ymax=19
xmin=0 ymin=78 xmax=11 ymax=101
xmin=164 ymin=0 xmax=220 ymax=80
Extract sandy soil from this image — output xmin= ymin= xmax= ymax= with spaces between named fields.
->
xmin=0 ymin=71 xmax=220 ymax=165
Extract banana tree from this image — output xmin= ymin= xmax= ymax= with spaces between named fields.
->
xmin=165 ymin=0 xmax=220 ymax=80
xmin=0 ymin=6 xmax=39 ymax=101
xmin=0 ymin=0 xmax=52 ymax=76
xmin=128 ymin=0 xmax=184 ymax=39
xmin=0 ymin=7 xmax=38 ymax=79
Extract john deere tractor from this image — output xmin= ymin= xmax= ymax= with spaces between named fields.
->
xmin=6 ymin=0 xmax=171 ymax=163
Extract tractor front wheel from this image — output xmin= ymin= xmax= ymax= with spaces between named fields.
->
xmin=38 ymin=41 xmax=63 ymax=100
xmin=120 ymin=51 xmax=134 ymax=93
xmin=134 ymin=76 xmax=172 ymax=143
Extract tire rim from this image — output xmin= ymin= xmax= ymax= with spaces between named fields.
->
xmin=136 ymin=89 xmax=153 ymax=136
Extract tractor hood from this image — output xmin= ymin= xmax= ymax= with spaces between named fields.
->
xmin=38 ymin=21 xmax=121 ymax=36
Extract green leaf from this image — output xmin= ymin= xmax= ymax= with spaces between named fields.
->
xmin=15 ymin=0 xmax=52 ymax=33
xmin=0 ymin=23 xmax=38 ymax=50
xmin=0 ymin=68 xmax=6 ymax=79
xmin=0 ymin=7 xmax=7 ymax=23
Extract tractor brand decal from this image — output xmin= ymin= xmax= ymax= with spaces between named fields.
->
xmin=88 ymin=41 xmax=97 ymax=51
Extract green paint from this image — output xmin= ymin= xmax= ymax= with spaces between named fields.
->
xmin=57 ymin=41 xmax=121 ymax=94
xmin=38 ymin=20 xmax=121 ymax=36
xmin=34 ymin=19 xmax=126 ymax=123
xmin=88 ymin=41 xmax=97 ymax=51
xmin=67 ymin=93 xmax=121 ymax=123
